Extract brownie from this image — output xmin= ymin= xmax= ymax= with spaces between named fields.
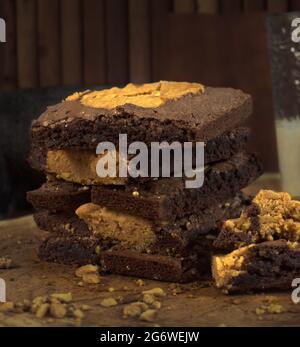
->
xmin=91 ymin=152 xmax=262 ymax=222
xmin=38 ymin=233 xmax=214 ymax=282
xmin=212 ymin=240 xmax=300 ymax=293
xmin=28 ymin=127 xmax=250 ymax=180
xmin=27 ymin=181 xmax=91 ymax=212
xmin=34 ymin=192 xmax=250 ymax=257
xmin=30 ymin=82 xmax=252 ymax=150
xmin=33 ymin=211 xmax=90 ymax=236
xmin=214 ymin=190 xmax=300 ymax=252
xmin=38 ymin=234 xmax=102 ymax=265
xmin=101 ymin=245 xmax=212 ymax=283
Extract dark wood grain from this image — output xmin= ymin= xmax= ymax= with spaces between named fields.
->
xmin=129 ymin=0 xmax=151 ymax=83
xmin=267 ymin=0 xmax=288 ymax=12
xmin=37 ymin=0 xmax=61 ymax=87
xmin=61 ymin=0 xmax=82 ymax=86
xmin=16 ymin=0 xmax=38 ymax=89
xmin=0 ymin=0 xmax=17 ymax=90
xmin=105 ymin=0 xmax=129 ymax=84
xmin=83 ymin=0 xmax=106 ymax=85
xmin=151 ymin=0 xmax=172 ymax=81
xmin=243 ymin=0 xmax=265 ymax=11
xmin=290 ymin=0 xmax=300 ymax=10
xmin=220 ymin=0 xmax=242 ymax=13
xmin=174 ymin=0 xmax=195 ymax=13
xmin=196 ymin=0 xmax=219 ymax=13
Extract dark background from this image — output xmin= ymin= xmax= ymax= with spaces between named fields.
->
xmin=0 ymin=0 xmax=299 ymax=219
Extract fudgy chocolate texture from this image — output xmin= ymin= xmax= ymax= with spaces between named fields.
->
xmin=92 ymin=152 xmax=262 ymax=222
xmin=28 ymin=127 xmax=250 ymax=178
xmin=38 ymin=234 xmax=102 ymax=265
xmin=30 ymin=86 xmax=252 ymax=149
xmin=34 ymin=192 xmax=251 ymax=257
xmin=27 ymin=181 xmax=91 ymax=212
xmin=34 ymin=211 xmax=90 ymax=236
xmin=38 ymin=233 xmax=214 ymax=282
xmin=214 ymin=190 xmax=300 ymax=252
xmin=212 ymin=240 xmax=300 ymax=293
xmin=101 ymin=246 xmax=211 ymax=283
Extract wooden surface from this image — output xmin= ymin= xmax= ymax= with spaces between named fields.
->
xmin=1 ymin=175 xmax=300 ymax=327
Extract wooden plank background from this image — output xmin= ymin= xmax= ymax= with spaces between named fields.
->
xmin=0 ymin=0 xmax=299 ymax=171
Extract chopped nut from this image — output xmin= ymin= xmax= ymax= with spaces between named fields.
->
xmin=255 ymin=307 xmax=265 ymax=315
xmin=80 ymin=304 xmax=91 ymax=311
xmin=51 ymin=292 xmax=72 ymax=303
xmin=123 ymin=304 xmax=143 ymax=318
xmin=143 ymin=294 xmax=155 ymax=305
xmin=135 ymin=279 xmax=145 ymax=287
xmin=108 ymin=287 xmax=115 ymax=292
xmin=266 ymin=303 xmax=284 ymax=314
xmin=100 ymin=298 xmax=118 ymax=307
xmin=75 ymin=264 xmax=99 ymax=278
xmin=82 ymin=273 xmax=101 ymax=284
xmin=50 ymin=302 xmax=67 ymax=318
xmin=132 ymin=191 xmax=140 ymax=197
xmin=151 ymin=301 xmax=162 ymax=310
xmin=36 ymin=303 xmax=50 ymax=319
xmin=139 ymin=309 xmax=158 ymax=322
xmin=31 ymin=296 xmax=46 ymax=313
xmin=142 ymin=288 xmax=166 ymax=297
xmin=72 ymin=309 xmax=84 ymax=319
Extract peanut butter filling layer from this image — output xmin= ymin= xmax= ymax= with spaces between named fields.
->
xmin=222 ymin=190 xmax=300 ymax=242
xmin=46 ymin=150 xmax=127 ymax=185
xmin=66 ymin=81 xmax=205 ymax=109
xmin=76 ymin=203 xmax=156 ymax=252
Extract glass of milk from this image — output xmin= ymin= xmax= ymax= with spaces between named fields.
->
xmin=267 ymin=13 xmax=300 ymax=197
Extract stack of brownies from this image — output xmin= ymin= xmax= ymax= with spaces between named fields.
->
xmin=27 ymin=81 xmax=262 ymax=282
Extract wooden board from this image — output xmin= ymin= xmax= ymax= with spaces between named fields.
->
xmin=0 ymin=176 xmax=300 ymax=327
xmin=83 ymin=0 xmax=106 ymax=85
xmin=16 ymin=0 xmax=38 ymax=89
xmin=129 ymin=0 xmax=152 ymax=83
xmin=37 ymin=0 xmax=61 ymax=87
xmin=60 ymin=0 xmax=82 ymax=86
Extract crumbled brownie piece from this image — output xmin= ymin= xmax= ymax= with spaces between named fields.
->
xmin=212 ymin=240 xmax=300 ymax=293
xmin=214 ymin=190 xmax=300 ymax=252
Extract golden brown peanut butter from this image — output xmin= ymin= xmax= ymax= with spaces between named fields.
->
xmin=212 ymin=246 xmax=250 ymax=289
xmin=46 ymin=150 xmax=127 ymax=185
xmin=65 ymin=81 xmax=205 ymax=109
xmin=222 ymin=190 xmax=300 ymax=242
xmin=76 ymin=203 xmax=156 ymax=252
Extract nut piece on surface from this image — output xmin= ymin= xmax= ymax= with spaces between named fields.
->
xmin=75 ymin=265 xmax=100 ymax=284
xmin=151 ymin=301 xmax=162 ymax=310
xmin=143 ymin=294 xmax=155 ymax=305
xmin=51 ymin=292 xmax=73 ymax=303
xmin=75 ymin=264 xmax=99 ymax=277
xmin=36 ymin=303 xmax=50 ymax=319
xmin=139 ymin=309 xmax=158 ymax=322
xmin=142 ymin=288 xmax=166 ymax=297
xmin=123 ymin=304 xmax=143 ymax=318
xmin=72 ymin=309 xmax=84 ymax=319
xmin=50 ymin=302 xmax=67 ymax=318
xmin=82 ymin=273 xmax=101 ymax=284
xmin=100 ymin=298 xmax=118 ymax=307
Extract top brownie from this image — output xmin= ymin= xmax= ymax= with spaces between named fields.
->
xmin=31 ymin=81 xmax=252 ymax=149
